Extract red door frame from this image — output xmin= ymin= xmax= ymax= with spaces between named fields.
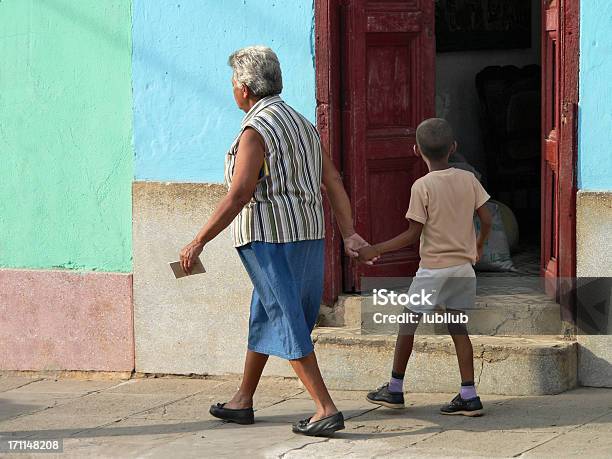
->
xmin=315 ymin=0 xmax=343 ymax=305
xmin=316 ymin=0 xmax=580 ymax=319
xmin=546 ymin=0 xmax=579 ymax=327
xmin=541 ymin=0 xmax=560 ymax=297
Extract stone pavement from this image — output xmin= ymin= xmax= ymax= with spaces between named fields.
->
xmin=0 ymin=374 xmax=611 ymax=458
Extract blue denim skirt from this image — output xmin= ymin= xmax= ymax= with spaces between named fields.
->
xmin=236 ymin=239 xmax=324 ymax=360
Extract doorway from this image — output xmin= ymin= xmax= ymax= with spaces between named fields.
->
xmin=435 ymin=0 xmax=541 ymax=274
xmin=316 ymin=0 xmax=578 ymax=314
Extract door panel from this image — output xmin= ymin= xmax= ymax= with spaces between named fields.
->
xmin=341 ymin=0 xmax=434 ymax=291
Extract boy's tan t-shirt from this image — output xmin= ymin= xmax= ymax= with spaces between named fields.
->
xmin=405 ymin=168 xmax=490 ymax=269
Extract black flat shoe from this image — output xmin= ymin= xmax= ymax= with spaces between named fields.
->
xmin=209 ymin=402 xmax=255 ymax=425
xmin=292 ymin=411 xmax=345 ymax=436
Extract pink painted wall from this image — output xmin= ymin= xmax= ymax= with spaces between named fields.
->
xmin=0 ymin=270 xmax=134 ymax=371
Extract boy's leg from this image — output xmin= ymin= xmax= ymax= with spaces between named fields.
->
xmin=388 ymin=334 xmax=414 ymax=392
xmin=442 ymin=309 xmax=483 ymax=416
xmin=366 ymin=311 xmax=421 ymax=408
xmin=447 ymin=316 xmax=474 ymax=384
xmin=450 ymin=333 xmax=478 ymax=398
xmin=391 ymin=313 xmax=422 ymax=376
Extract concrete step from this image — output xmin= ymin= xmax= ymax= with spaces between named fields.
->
xmin=320 ymin=290 xmax=562 ymax=335
xmin=311 ymin=327 xmax=577 ymax=396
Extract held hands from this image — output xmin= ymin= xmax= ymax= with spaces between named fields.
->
xmin=358 ymin=245 xmax=381 ymax=264
xmin=343 ymin=233 xmax=380 ymax=265
xmin=343 ymin=233 xmax=369 ymax=257
xmin=179 ymin=239 xmax=205 ymax=275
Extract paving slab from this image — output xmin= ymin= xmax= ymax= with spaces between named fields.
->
xmin=3 ymin=378 xmax=122 ymax=395
xmin=523 ymin=430 xmax=612 ymax=459
xmin=408 ymin=429 xmax=559 ymax=458
xmin=103 ymin=377 xmax=225 ymax=395
xmin=0 ymin=393 xmax=184 ymax=439
xmin=0 ymin=376 xmax=43 ymax=392
xmin=28 ymin=392 xmax=183 ymax=419
xmin=125 ymin=380 xmax=303 ymax=421
xmin=0 ymin=392 xmax=85 ymax=423
xmin=59 ymin=417 xmax=216 ymax=458
xmin=522 ymin=411 xmax=612 ymax=459
xmin=448 ymin=387 xmax=612 ymax=433
xmin=250 ymin=396 xmax=375 ymax=425
xmin=280 ymin=433 xmax=491 ymax=459
xmin=128 ymin=387 xmax=240 ymax=422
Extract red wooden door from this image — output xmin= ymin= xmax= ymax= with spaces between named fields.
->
xmin=541 ymin=0 xmax=560 ymax=297
xmin=340 ymin=0 xmax=434 ymax=291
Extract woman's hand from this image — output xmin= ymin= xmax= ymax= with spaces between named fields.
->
xmin=344 ymin=233 xmax=379 ymax=265
xmin=179 ymin=239 xmax=205 ymax=275
xmin=343 ymin=233 xmax=369 ymax=257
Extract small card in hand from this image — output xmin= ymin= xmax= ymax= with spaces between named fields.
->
xmin=169 ymin=257 xmax=206 ymax=279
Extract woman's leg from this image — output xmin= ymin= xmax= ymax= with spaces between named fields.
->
xmin=289 ymin=351 xmax=337 ymax=421
xmin=224 ymin=349 xmax=269 ymax=409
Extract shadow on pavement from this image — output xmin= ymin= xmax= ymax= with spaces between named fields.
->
xmin=1 ymin=387 xmax=611 ymax=442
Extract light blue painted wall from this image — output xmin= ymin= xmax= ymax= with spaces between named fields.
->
xmin=578 ymin=1 xmax=612 ymax=191
xmin=132 ymin=0 xmax=316 ymax=183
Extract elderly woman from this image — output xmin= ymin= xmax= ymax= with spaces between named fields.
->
xmin=179 ymin=46 xmax=370 ymax=436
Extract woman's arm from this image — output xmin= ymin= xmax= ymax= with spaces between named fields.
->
xmin=321 ymin=145 xmax=373 ymax=259
xmin=321 ymin=149 xmax=355 ymax=238
xmin=179 ymin=128 xmax=264 ymax=273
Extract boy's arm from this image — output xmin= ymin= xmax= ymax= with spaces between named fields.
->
xmin=376 ymin=220 xmax=423 ymax=254
xmin=475 ymin=204 xmax=492 ymax=261
xmin=359 ymin=220 xmax=423 ymax=262
xmin=359 ymin=180 xmax=426 ymax=262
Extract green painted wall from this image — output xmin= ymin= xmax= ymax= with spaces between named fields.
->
xmin=0 ymin=0 xmax=133 ymax=272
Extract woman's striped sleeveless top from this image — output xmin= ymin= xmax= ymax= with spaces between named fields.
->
xmin=224 ymin=95 xmax=325 ymax=247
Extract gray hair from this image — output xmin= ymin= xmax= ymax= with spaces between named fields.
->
xmin=228 ymin=46 xmax=283 ymax=97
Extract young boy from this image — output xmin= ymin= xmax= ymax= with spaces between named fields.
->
xmin=359 ymin=118 xmax=492 ymax=416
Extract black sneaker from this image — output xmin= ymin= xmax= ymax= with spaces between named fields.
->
xmin=440 ymin=394 xmax=484 ymax=417
xmin=366 ymin=383 xmax=405 ymax=409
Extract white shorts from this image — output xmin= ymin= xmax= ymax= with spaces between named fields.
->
xmin=406 ymin=262 xmax=476 ymax=313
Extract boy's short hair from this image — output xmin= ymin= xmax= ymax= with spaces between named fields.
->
xmin=416 ymin=118 xmax=455 ymax=160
